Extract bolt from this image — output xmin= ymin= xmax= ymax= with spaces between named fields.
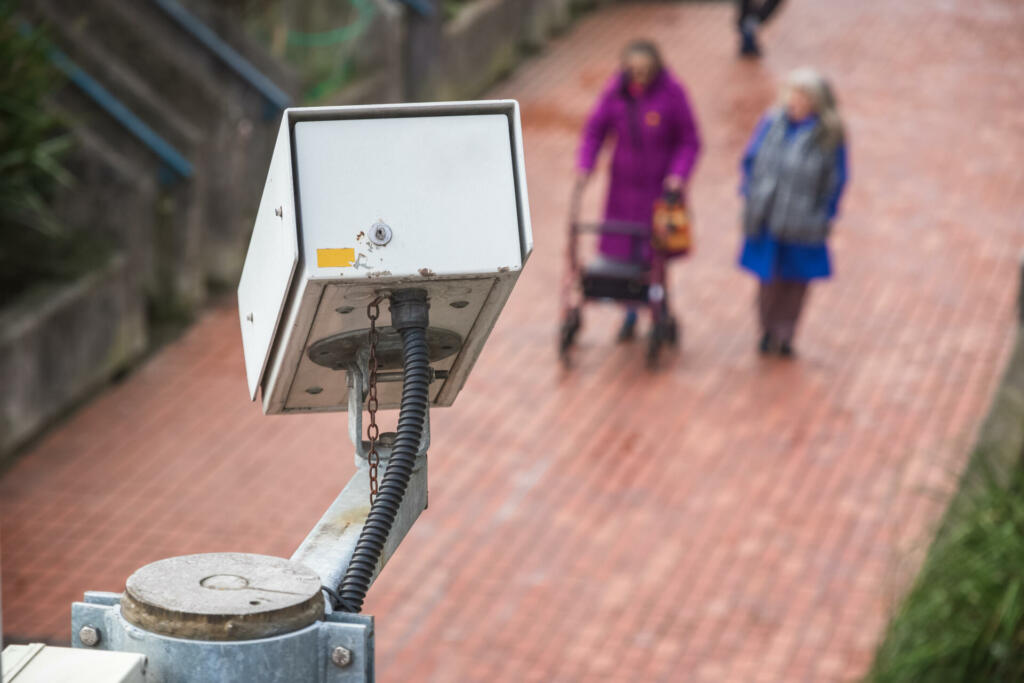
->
xmin=246 ymin=312 xmax=254 ymax=323
xmin=331 ymin=645 xmax=352 ymax=668
xmin=275 ymin=206 xmax=283 ymax=218
xmin=79 ymin=625 xmax=101 ymax=647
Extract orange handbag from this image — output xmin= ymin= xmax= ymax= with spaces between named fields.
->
xmin=652 ymin=191 xmax=693 ymax=256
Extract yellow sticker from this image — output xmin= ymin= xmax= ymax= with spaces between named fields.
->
xmin=317 ymin=248 xmax=355 ymax=268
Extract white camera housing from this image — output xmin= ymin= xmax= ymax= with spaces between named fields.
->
xmin=237 ymin=101 xmax=532 ymax=414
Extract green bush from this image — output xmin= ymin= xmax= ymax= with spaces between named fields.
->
xmin=867 ymin=464 xmax=1024 ymax=682
xmin=0 ymin=1 xmax=84 ymax=308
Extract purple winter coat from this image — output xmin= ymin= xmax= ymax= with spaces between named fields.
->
xmin=578 ymin=69 xmax=701 ymax=263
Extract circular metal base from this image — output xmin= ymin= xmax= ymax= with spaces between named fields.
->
xmin=307 ymin=326 xmax=462 ymax=371
xmin=121 ymin=553 xmax=324 ymax=641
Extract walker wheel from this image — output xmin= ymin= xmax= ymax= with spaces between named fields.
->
xmin=646 ymin=327 xmax=662 ymax=369
xmin=666 ymin=316 xmax=681 ymax=347
xmin=559 ymin=308 xmax=582 ymax=366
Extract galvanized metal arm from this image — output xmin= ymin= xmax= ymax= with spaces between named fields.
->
xmin=291 ymin=364 xmax=429 ymax=609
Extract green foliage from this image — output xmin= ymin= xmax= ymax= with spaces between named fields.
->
xmin=443 ymin=0 xmax=481 ymax=22
xmin=868 ymin=463 xmax=1024 ymax=682
xmin=0 ymin=3 xmax=69 ymax=232
xmin=0 ymin=1 xmax=88 ymax=307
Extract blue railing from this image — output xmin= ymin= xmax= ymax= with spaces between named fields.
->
xmin=395 ymin=0 xmax=435 ymax=16
xmin=150 ymin=0 xmax=292 ymax=113
xmin=49 ymin=49 xmax=194 ymax=183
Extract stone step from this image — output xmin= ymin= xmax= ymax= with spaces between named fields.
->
xmin=34 ymin=0 xmax=227 ymax=132
xmin=35 ymin=1 xmax=205 ymax=157
xmin=30 ymin=0 xmax=295 ymax=288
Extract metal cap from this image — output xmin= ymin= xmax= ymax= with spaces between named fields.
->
xmin=121 ymin=553 xmax=324 ymax=641
xmin=389 ymin=289 xmax=430 ymax=330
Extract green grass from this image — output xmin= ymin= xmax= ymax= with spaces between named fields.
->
xmin=867 ymin=461 xmax=1024 ymax=682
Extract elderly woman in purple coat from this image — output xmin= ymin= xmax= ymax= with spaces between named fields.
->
xmin=739 ymin=67 xmax=848 ymax=357
xmin=576 ymin=40 xmax=702 ymax=340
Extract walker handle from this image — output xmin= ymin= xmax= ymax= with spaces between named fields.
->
xmin=569 ymin=178 xmax=585 ymax=228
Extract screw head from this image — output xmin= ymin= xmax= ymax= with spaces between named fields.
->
xmin=79 ymin=625 xmax=101 ymax=647
xmin=275 ymin=206 xmax=283 ymax=218
xmin=331 ymin=645 xmax=352 ymax=668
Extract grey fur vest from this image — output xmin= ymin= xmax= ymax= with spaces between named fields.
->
xmin=742 ymin=112 xmax=838 ymax=244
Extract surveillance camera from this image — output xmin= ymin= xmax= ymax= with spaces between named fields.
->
xmin=237 ymin=101 xmax=533 ymax=414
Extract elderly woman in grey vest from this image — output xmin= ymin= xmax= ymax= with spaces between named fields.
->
xmin=738 ymin=67 xmax=848 ymax=357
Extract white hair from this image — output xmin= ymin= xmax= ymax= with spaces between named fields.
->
xmin=782 ymin=67 xmax=845 ymax=151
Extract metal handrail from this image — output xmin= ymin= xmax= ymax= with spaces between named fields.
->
xmin=150 ymin=0 xmax=292 ymax=112
xmin=573 ymin=220 xmax=651 ymax=236
xmin=49 ymin=48 xmax=194 ymax=182
xmin=394 ymin=0 xmax=435 ymax=16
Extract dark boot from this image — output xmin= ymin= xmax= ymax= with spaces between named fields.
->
xmin=739 ymin=20 xmax=761 ymax=57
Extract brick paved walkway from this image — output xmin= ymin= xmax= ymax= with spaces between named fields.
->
xmin=4 ymin=0 xmax=1024 ymax=680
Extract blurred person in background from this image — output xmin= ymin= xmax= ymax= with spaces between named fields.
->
xmin=739 ymin=67 xmax=848 ymax=357
xmin=576 ymin=39 xmax=701 ymax=341
xmin=737 ymin=0 xmax=785 ymax=57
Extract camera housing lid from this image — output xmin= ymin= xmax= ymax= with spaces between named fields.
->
xmin=237 ymin=101 xmax=533 ymax=414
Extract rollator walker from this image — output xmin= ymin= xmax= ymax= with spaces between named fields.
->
xmin=559 ymin=186 xmax=691 ymax=368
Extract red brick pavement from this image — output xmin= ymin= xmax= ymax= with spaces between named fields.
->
xmin=4 ymin=0 xmax=1024 ymax=680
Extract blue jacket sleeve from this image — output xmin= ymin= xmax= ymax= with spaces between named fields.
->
xmin=740 ymin=115 xmax=773 ymax=197
xmin=826 ymin=144 xmax=848 ymax=220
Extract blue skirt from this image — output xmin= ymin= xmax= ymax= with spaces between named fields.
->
xmin=739 ymin=231 xmax=832 ymax=283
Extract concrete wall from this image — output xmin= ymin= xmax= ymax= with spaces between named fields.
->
xmin=326 ymin=0 xmax=405 ymax=106
xmin=0 ymin=255 xmax=147 ymax=458
xmin=409 ymin=0 xmax=583 ymax=102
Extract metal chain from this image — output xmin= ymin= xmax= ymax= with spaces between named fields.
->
xmin=366 ymin=297 xmax=383 ymax=505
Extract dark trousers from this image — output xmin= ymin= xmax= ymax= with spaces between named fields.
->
xmin=738 ymin=0 xmax=785 ymax=28
xmin=758 ymin=279 xmax=808 ymax=344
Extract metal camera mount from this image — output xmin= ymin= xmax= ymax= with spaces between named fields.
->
xmin=65 ymin=101 xmax=532 ymax=682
